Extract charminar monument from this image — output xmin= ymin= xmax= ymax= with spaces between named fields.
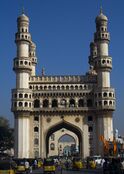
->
xmin=11 ymin=8 xmax=115 ymax=158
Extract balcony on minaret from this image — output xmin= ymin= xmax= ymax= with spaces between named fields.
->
xmin=15 ymin=32 xmax=31 ymax=43
xmin=94 ymin=87 xmax=115 ymax=111
xmin=94 ymin=32 xmax=110 ymax=42
xmin=13 ymin=57 xmax=32 ymax=72
xmin=94 ymin=56 xmax=112 ymax=71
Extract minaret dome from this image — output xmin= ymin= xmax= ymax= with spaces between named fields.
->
xmin=95 ymin=9 xmax=108 ymax=23
xmin=17 ymin=13 xmax=29 ymax=23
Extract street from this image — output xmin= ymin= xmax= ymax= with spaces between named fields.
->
xmin=32 ymin=168 xmax=103 ymax=174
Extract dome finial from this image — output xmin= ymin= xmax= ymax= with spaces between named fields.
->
xmin=22 ymin=6 xmax=25 ymax=14
xmin=42 ymin=67 xmax=45 ymax=76
xmin=100 ymin=6 xmax=103 ymax=14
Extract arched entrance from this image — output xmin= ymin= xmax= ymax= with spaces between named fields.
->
xmin=46 ymin=120 xmax=83 ymax=157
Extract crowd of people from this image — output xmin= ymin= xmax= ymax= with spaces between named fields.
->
xmin=24 ymin=158 xmax=39 ymax=173
xmin=103 ymin=157 xmax=124 ymax=174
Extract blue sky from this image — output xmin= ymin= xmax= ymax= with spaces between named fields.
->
xmin=0 ymin=0 xmax=124 ymax=135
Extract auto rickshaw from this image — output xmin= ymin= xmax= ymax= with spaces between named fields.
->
xmin=37 ymin=158 xmax=43 ymax=168
xmin=0 ymin=160 xmax=17 ymax=174
xmin=13 ymin=158 xmax=26 ymax=173
xmin=72 ymin=157 xmax=83 ymax=170
xmin=86 ymin=157 xmax=96 ymax=169
xmin=43 ymin=158 xmax=56 ymax=174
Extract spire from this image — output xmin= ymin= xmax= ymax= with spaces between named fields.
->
xmin=100 ymin=6 xmax=103 ymax=14
xmin=42 ymin=67 xmax=45 ymax=76
xmin=22 ymin=6 xmax=25 ymax=15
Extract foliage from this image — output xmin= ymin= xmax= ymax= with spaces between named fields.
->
xmin=0 ymin=116 xmax=14 ymax=152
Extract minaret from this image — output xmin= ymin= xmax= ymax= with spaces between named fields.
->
xmin=88 ymin=41 xmax=97 ymax=74
xmin=29 ymin=41 xmax=37 ymax=76
xmin=92 ymin=9 xmax=115 ymax=155
xmin=12 ymin=12 xmax=33 ymax=158
xmin=14 ymin=12 xmax=32 ymax=88
xmin=94 ymin=8 xmax=112 ymax=88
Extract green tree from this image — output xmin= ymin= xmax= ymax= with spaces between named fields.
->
xmin=0 ymin=116 xmax=14 ymax=152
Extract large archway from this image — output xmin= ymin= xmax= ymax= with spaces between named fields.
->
xmin=46 ymin=120 xmax=83 ymax=157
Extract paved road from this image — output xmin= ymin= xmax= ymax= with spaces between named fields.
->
xmin=32 ymin=168 xmax=103 ymax=174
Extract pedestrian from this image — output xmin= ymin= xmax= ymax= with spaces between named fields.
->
xmin=34 ymin=159 xmax=38 ymax=169
xmin=103 ymin=158 xmax=109 ymax=174
xmin=25 ymin=160 xmax=30 ymax=174
xmin=121 ymin=158 xmax=124 ymax=174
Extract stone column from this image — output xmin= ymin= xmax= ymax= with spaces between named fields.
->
xmin=82 ymin=117 xmax=89 ymax=158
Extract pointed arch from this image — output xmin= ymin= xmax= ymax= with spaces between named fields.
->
xmin=58 ymin=133 xmax=76 ymax=143
xmin=45 ymin=120 xmax=83 ymax=157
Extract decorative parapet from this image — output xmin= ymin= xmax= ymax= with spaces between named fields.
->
xmin=29 ymin=74 xmax=97 ymax=84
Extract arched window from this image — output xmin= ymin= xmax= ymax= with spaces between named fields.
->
xmin=34 ymin=138 xmax=39 ymax=145
xmin=34 ymin=116 xmax=39 ymax=121
xmin=88 ymin=126 xmax=93 ymax=132
xmin=87 ymin=99 xmax=93 ymax=107
xmin=51 ymin=134 xmax=55 ymax=141
xmin=53 ymin=86 xmax=56 ymax=90
xmin=19 ymin=102 xmax=23 ymax=107
xmin=19 ymin=93 xmax=23 ymax=98
xmin=36 ymin=86 xmax=38 ymax=90
xmin=57 ymin=86 xmax=60 ymax=90
xmin=70 ymin=85 xmax=74 ymax=90
xmin=88 ymin=116 xmax=93 ymax=122
xmin=75 ymin=85 xmax=78 ymax=90
xmin=109 ymin=101 xmax=112 ymax=105
xmin=20 ymin=61 xmax=23 ymax=65
xmin=29 ymin=86 xmax=32 ymax=89
xmin=24 ymin=61 xmax=28 ymax=65
xmin=109 ymin=93 xmax=112 ymax=97
xmin=44 ymin=86 xmax=47 ymax=90
xmin=43 ymin=99 xmax=49 ymax=108
xmin=50 ymin=143 xmax=55 ymax=150
xmin=103 ymin=92 xmax=107 ymax=97
xmin=102 ymin=60 xmax=106 ymax=64
xmin=61 ymin=86 xmax=65 ymax=90
xmin=24 ymin=102 xmax=28 ymax=107
xmin=48 ymin=86 xmax=51 ymax=90
xmin=52 ymin=99 xmax=58 ymax=107
xmin=104 ymin=101 xmax=107 ymax=105
xmin=24 ymin=94 xmax=28 ymax=98
xmin=78 ymin=99 xmax=84 ymax=107
xmin=69 ymin=99 xmax=75 ymax=107
xmin=60 ymin=99 xmax=66 ymax=108
xmin=34 ymin=127 xmax=39 ymax=132
xmin=14 ymin=94 xmax=17 ymax=98
xmin=66 ymin=85 xmax=69 ymax=90
xmin=34 ymin=99 xmax=40 ymax=108
xmin=79 ymin=85 xmax=83 ymax=90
